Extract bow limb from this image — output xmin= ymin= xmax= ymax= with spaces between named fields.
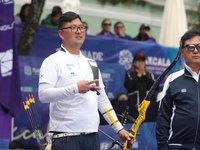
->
xmin=123 ymin=44 xmax=183 ymax=150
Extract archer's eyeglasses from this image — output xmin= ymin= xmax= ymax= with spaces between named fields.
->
xmin=183 ymin=44 xmax=200 ymax=51
xmin=60 ymin=25 xmax=86 ymax=33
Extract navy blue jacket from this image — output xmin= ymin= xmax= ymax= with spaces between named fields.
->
xmin=156 ymin=68 xmax=200 ymax=150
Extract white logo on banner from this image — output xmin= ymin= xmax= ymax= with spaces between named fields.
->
xmin=0 ymin=0 xmax=13 ymax=4
xmin=107 ymin=92 xmax=114 ymax=99
xmin=24 ymin=65 xmax=40 ymax=76
xmin=0 ymin=21 xmax=14 ymax=31
xmin=81 ymin=50 xmax=103 ymax=61
xmin=24 ymin=65 xmax=32 ymax=76
xmin=21 ymin=86 xmax=33 ymax=92
xmin=118 ymin=49 xmax=133 ymax=70
xmin=0 ymin=49 xmax=13 ymax=77
xmin=146 ymin=56 xmax=171 ymax=67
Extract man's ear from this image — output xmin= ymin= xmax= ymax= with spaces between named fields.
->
xmin=181 ymin=48 xmax=186 ymax=58
xmin=58 ymin=30 xmax=64 ymax=40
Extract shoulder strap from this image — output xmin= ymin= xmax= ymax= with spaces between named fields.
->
xmin=87 ymin=59 xmax=99 ymax=87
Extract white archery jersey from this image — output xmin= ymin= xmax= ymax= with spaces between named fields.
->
xmin=38 ymin=46 xmax=123 ymax=133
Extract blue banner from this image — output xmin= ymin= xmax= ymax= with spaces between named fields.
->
xmin=15 ymin=24 xmax=184 ymax=84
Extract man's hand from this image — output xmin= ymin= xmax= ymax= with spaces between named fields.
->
xmin=77 ymin=79 xmax=100 ymax=93
xmin=118 ymin=129 xmax=135 ymax=143
xmin=144 ymin=30 xmax=152 ymax=38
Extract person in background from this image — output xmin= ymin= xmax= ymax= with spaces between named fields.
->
xmin=114 ymin=93 xmax=130 ymax=105
xmin=24 ymin=143 xmax=39 ymax=150
xmin=42 ymin=6 xmax=62 ymax=21
xmin=15 ymin=3 xmax=30 ymax=24
xmin=97 ymin=19 xmax=115 ymax=37
xmin=114 ymin=22 xmax=132 ymax=40
xmin=82 ymin=21 xmax=90 ymax=35
xmin=156 ymin=30 xmax=200 ymax=150
xmin=124 ymin=52 xmax=155 ymax=105
xmin=133 ymin=23 xmax=156 ymax=42
xmin=40 ymin=7 xmax=62 ymax=29
xmin=9 ymin=140 xmax=24 ymax=149
xmin=38 ymin=11 xmax=133 ymax=150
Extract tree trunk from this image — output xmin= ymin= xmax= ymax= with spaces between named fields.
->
xmin=18 ymin=0 xmax=45 ymax=56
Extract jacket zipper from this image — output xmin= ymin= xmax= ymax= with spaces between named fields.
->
xmin=193 ymin=81 xmax=200 ymax=150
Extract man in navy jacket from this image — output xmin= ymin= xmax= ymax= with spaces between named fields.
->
xmin=156 ymin=30 xmax=200 ymax=150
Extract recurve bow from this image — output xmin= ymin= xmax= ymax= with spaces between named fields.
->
xmin=123 ymin=43 xmax=183 ymax=150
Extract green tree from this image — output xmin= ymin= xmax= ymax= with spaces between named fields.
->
xmin=189 ymin=4 xmax=200 ymax=30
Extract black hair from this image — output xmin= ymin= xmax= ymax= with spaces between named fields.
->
xmin=101 ymin=18 xmax=110 ymax=26
xmin=50 ymin=7 xmax=62 ymax=17
xmin=114 ymin=22 xmax=124 ymax=28
xmin=9 ymin=140 xmax=24 ymax=149
xmin=82 ymin=21 xmax=88 ymax=30
xmin=115 ymin=92 xmax=129 ymax=105
xmin=180 ymin=30 xmax=200 ymax=48
xmin=52 ymin=6 xmax=62 ymax=12
xmin=116 ymin=92 xmax=128 ymax=100
xmin=24 ymin=143 xmax=39 ymax=150
xmin=58 ymin=11 xmax=82 ymax=29
xmin=19 ymin=3 xmax=30 ymax=22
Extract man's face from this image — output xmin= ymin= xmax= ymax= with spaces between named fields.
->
xmin=51 ymin=13 xmax=62 ymax=25
xmin=58 ymin=18 xmax=86 ymax=49
xmin=181 ymin=35 xmax=200 ymax=69
xmin=102 ymin=20 xmax=111 ymax=32
xmin=114 ymin=23 xmax=125 ymax=36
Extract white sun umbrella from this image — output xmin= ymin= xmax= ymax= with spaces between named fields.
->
xmin=62 ymin=0 xmax=81 ymax=13
xmin=159 ymin=0 xmax=188 ymax=48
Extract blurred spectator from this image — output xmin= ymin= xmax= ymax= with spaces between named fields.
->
xmin=124 ymin=52 xmax=155 ymax=105
xmin=114 ymin=22 xmax=132 ymax=40
xmin=114 ymin=93 xmax=130 ymax=105
xmin=15 ymin=3 xmax=30 ymax=24
xmin=40 ymin=6 xmax=62 ymax=29
xmin=83 ymin=21 xmax=90 ymax=35
xmin=97 ymin=19 xmax=115 ymax=37
xmin=42 ymin=6 xmax=62 ymax=20
xmin=9 ymin=140 xmax=24 ymax=149
xmin=24 ymin=143 xmax=39 ymax=150
xmin=133 ymin=23 xmax=156 ymax=42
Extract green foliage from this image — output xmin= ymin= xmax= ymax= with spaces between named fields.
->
xmin=189 ymin=4 xmax=200 ymax=30
xmin=97 ymin=0 xmax=146 ymax=7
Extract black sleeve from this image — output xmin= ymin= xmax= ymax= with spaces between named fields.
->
xmin=143 ymin=72 xmax=155 ymax=87
xmin=156 ymin=83 xmax=172 ymax=150
xmin=124 ymin=72 xmax=141 ymax=92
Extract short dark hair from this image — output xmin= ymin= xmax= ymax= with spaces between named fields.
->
xmin=58 ymin=11 xmax=82 ymax=29
xmin=9 ymin=140 xmax=24 ymax=149
xmin=180 ymin=30 xmax=200 ymax=48
xmin=114 ymin=22 xmax=124 ymax=28
xmin=101 ymin=19 xmax=110 ymax=26
xmin=82 ymin=21 xmax=88 ymax=30
xmin=50 ymin=7 xmax=62 ymax=18
xmin=52 ymin=6 xmax=62 ymax=12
